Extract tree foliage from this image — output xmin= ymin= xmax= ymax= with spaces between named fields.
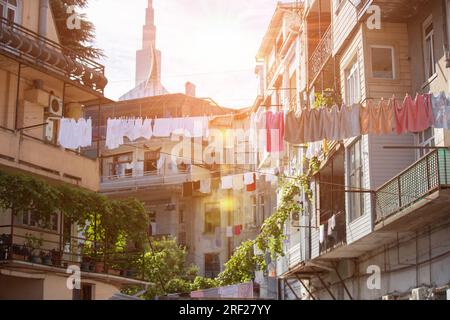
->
xmin=127 ymin=237 xmax=219 ymax=300
xmin=0 ymin=170 xmax=147 ymax=252
xmin=217 ymin=158 xmax=321 ymax=286
xmin=50 ymin=0 xmax=104 ymax=60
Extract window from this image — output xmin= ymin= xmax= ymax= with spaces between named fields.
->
xmin=179 ymin=209 xmax=185 ymax=224
xmin=348 ymin=139 xmax=364 ymax=221
xmin=260 ymin=195 xmax=266 ymax=221
xmin=0 ymin=0 xmax=18 ymax=23
xmin=345 ymin=59 xmax=360 ymax=105
xmin=416 ymin=127 xmax=435 ymax=159
xmin=19 ymin=211 xmax=59 ymax=232
xmin=371 ymin=46 xmax=395 ymax=79
xmin=73 ymin=283 xmax=94 ymax=300
xmin=144 ymin=150 xmax=160 ymax=173
xmin=204 ymin=253 xmax=220 ymax=278
xmin=423 ymin=16 xmax=436 ymax=80
xmin=204 ymin=206 xmax=220 ymax=234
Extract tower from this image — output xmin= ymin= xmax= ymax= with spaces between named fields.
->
xmin=120 ymin=0 xmax=167 ymax=100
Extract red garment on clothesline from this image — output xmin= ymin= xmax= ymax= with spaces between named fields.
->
xmin=266 ymin=111 xmax=285 ymax=153
xmin=395 ymin=94 xmax=434 ymax=134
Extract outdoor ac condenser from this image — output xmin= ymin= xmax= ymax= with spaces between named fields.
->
xmin=411 ymin=287 xmax=428 ymax=300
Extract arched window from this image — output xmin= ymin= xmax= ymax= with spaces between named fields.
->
xmin=0 ymin=0 xmax=20 ymax=23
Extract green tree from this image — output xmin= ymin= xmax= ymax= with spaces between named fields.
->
xmin=129 ymin=237 xmax=218 ymax=299
xmin=50 ymin=0 xmax=104 ymax=60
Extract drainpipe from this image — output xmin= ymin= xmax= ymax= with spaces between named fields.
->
xmin=38 ymin=0 xmax=49 ymax=38
xmin=443 ymin=0 xmax=450 ymax=68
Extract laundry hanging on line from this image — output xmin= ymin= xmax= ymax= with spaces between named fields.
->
xmin=284 ymin=93 xmax=437 ymax=146
xmin=58 ymin=118 xmax=92 ymax=150
xmin=105 ymin=117 xmax=153 ymax=150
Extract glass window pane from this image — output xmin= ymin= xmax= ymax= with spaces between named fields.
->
xmin=372 ymin=47 xmax=394 ymax=79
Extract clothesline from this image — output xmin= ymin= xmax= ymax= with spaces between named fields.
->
xmin=58 ymin=117 xmax=92 ymax=150
xmin=285 ymin=92 xmax=448 ymax=146
xmin=105 ymin=116 xmax=210 ymax=150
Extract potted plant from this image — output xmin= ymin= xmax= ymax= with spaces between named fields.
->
xmin=50 ymin=249 xmax=62 ymax=267
xmin=25 ymin=234 xmax=43 ymax=264
xmin=40 ymin=251 xmax=52 ymax=266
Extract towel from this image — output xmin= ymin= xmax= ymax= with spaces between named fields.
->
xmin=244 ymin=173 xmax=255 ymax=186
xmin=232 ymin=175 xmax=244 ymax=191
xmin=319 ymin=225 xmax=325 ymax=244
xmin=199 ymin=178 xmax=211 ymax=194
xmin=221 ymin=176 xmax=233 ymax=190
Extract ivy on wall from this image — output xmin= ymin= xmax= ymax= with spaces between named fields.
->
xmin=0 ymin=170 xmax=149 ymax=252
xmin=217 ymin=156 xmax=321 ymax=286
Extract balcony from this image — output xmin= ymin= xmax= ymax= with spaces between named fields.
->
xmin=0 ymin=126 xmax=99 ymax=191
xmin=100 ymin=170 xmax=191 ymax=193
xmin=288 ymin=243 xmax=303 ymax=269
xmin=375 ymin=149 xmax=450 ymax=228
xmin=0 ymin=17 xmax=107 ymax=95
xmin=308 ymin=25 xmax=332 ymax=87
xmin=0 ymin=224 xmax=148 ymax=287
xmin=319 ymin=211 xmax=346 ymax=256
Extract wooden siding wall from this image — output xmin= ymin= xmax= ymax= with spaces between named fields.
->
xmin=339 ymin=26 xmax=366 ymax=104
xmin=364 ymin=23 xmax=412 ymax=99
xmin=332 ymin=0 xmax=359 ymax=55
xmin=368 ymin=133 xmax=416 ymax=189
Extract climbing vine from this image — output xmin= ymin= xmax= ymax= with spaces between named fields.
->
xmin=0 ymin=170 xmax=149 ymax=251
xmin=217 ymin=155 xmax=321 ymax=286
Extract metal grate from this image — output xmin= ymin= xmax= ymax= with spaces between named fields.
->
xmin=376 ymin=149 xmax=449 ymax=223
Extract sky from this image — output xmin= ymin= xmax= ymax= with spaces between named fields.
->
xmin=84 ymin=0 xmax=279 ymax=109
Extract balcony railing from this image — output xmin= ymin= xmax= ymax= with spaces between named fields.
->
xmin=0 ymin=17 xmax=107 ymax=94
xmin=0 ymin=225 xmax=145 ymax=282
xmin=100 ymin=170 xmax=192 ymax=192
xmin=375 ymin=149 xmax=450 ymax=223
xmin=319 ymin=211 xmax=346 ymax=255
xmin=308 ymin=25 xmax=332 ymax=86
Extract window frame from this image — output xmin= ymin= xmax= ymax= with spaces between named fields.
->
xmin=204 ymin=205 xmax=221 ymax=235
xmin=423 ymin=15 xmax=436 ymax=81
xmin=345 ymin=58 xmax=360 ymax=105
xmin=370 ymin=45 xmax=396 ymax=80
xmin=204 ymin=253 xmax=221 ymax=278
xmin=348 ymin=138 xmax=365 ymax=222
xmin=0 ymin=0 xmax=20 ymax=23
xmin=415 ymin=127 xmax=435 ymax=159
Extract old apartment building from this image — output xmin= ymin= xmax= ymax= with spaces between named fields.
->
xmin=0 ymin=0 xmax=149 ymax=299
xmin=253 ymin=0 xmax=450 ymax=300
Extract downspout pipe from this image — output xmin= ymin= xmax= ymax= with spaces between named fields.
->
xmin=443 ymin=0 xmax=450 ymax=68
xmin=38 ymin=0 xmax=49 ymax=38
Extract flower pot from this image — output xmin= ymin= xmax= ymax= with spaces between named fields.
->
xmin=95 ymin=262 xmax=104 ymax=273
xmin=108 ymin=269 xmax=121 ymax=276
xmin=42 ymin=257 xmax=52 ymax=266
xmin=29 ymin=255 xmax=42 ymax=264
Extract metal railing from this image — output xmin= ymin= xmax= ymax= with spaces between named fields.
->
xmin=0 ymin=17 xmax=106 ymax=94
xmin=319 ymin=211 xmax=346 ymax=255
xmin=100 ymin=169 xmax=191 ymax=189
xmin=0 ymin=225 xmax=145 ymax=280
xmin=308 ymin=25 xmax=332 ymax=86
xmin=375 ymin=149 xmax=450 ymax=223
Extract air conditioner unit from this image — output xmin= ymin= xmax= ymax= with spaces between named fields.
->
xmin=291 ymin=211 xmax=300 ymax=227
xmin=411 ymin=287 xmax=428 ymax=300
xmin=46 ymin=95 xmax=63 ymax=117
xmin=44 ymin=118 xmax=55 ymax=142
